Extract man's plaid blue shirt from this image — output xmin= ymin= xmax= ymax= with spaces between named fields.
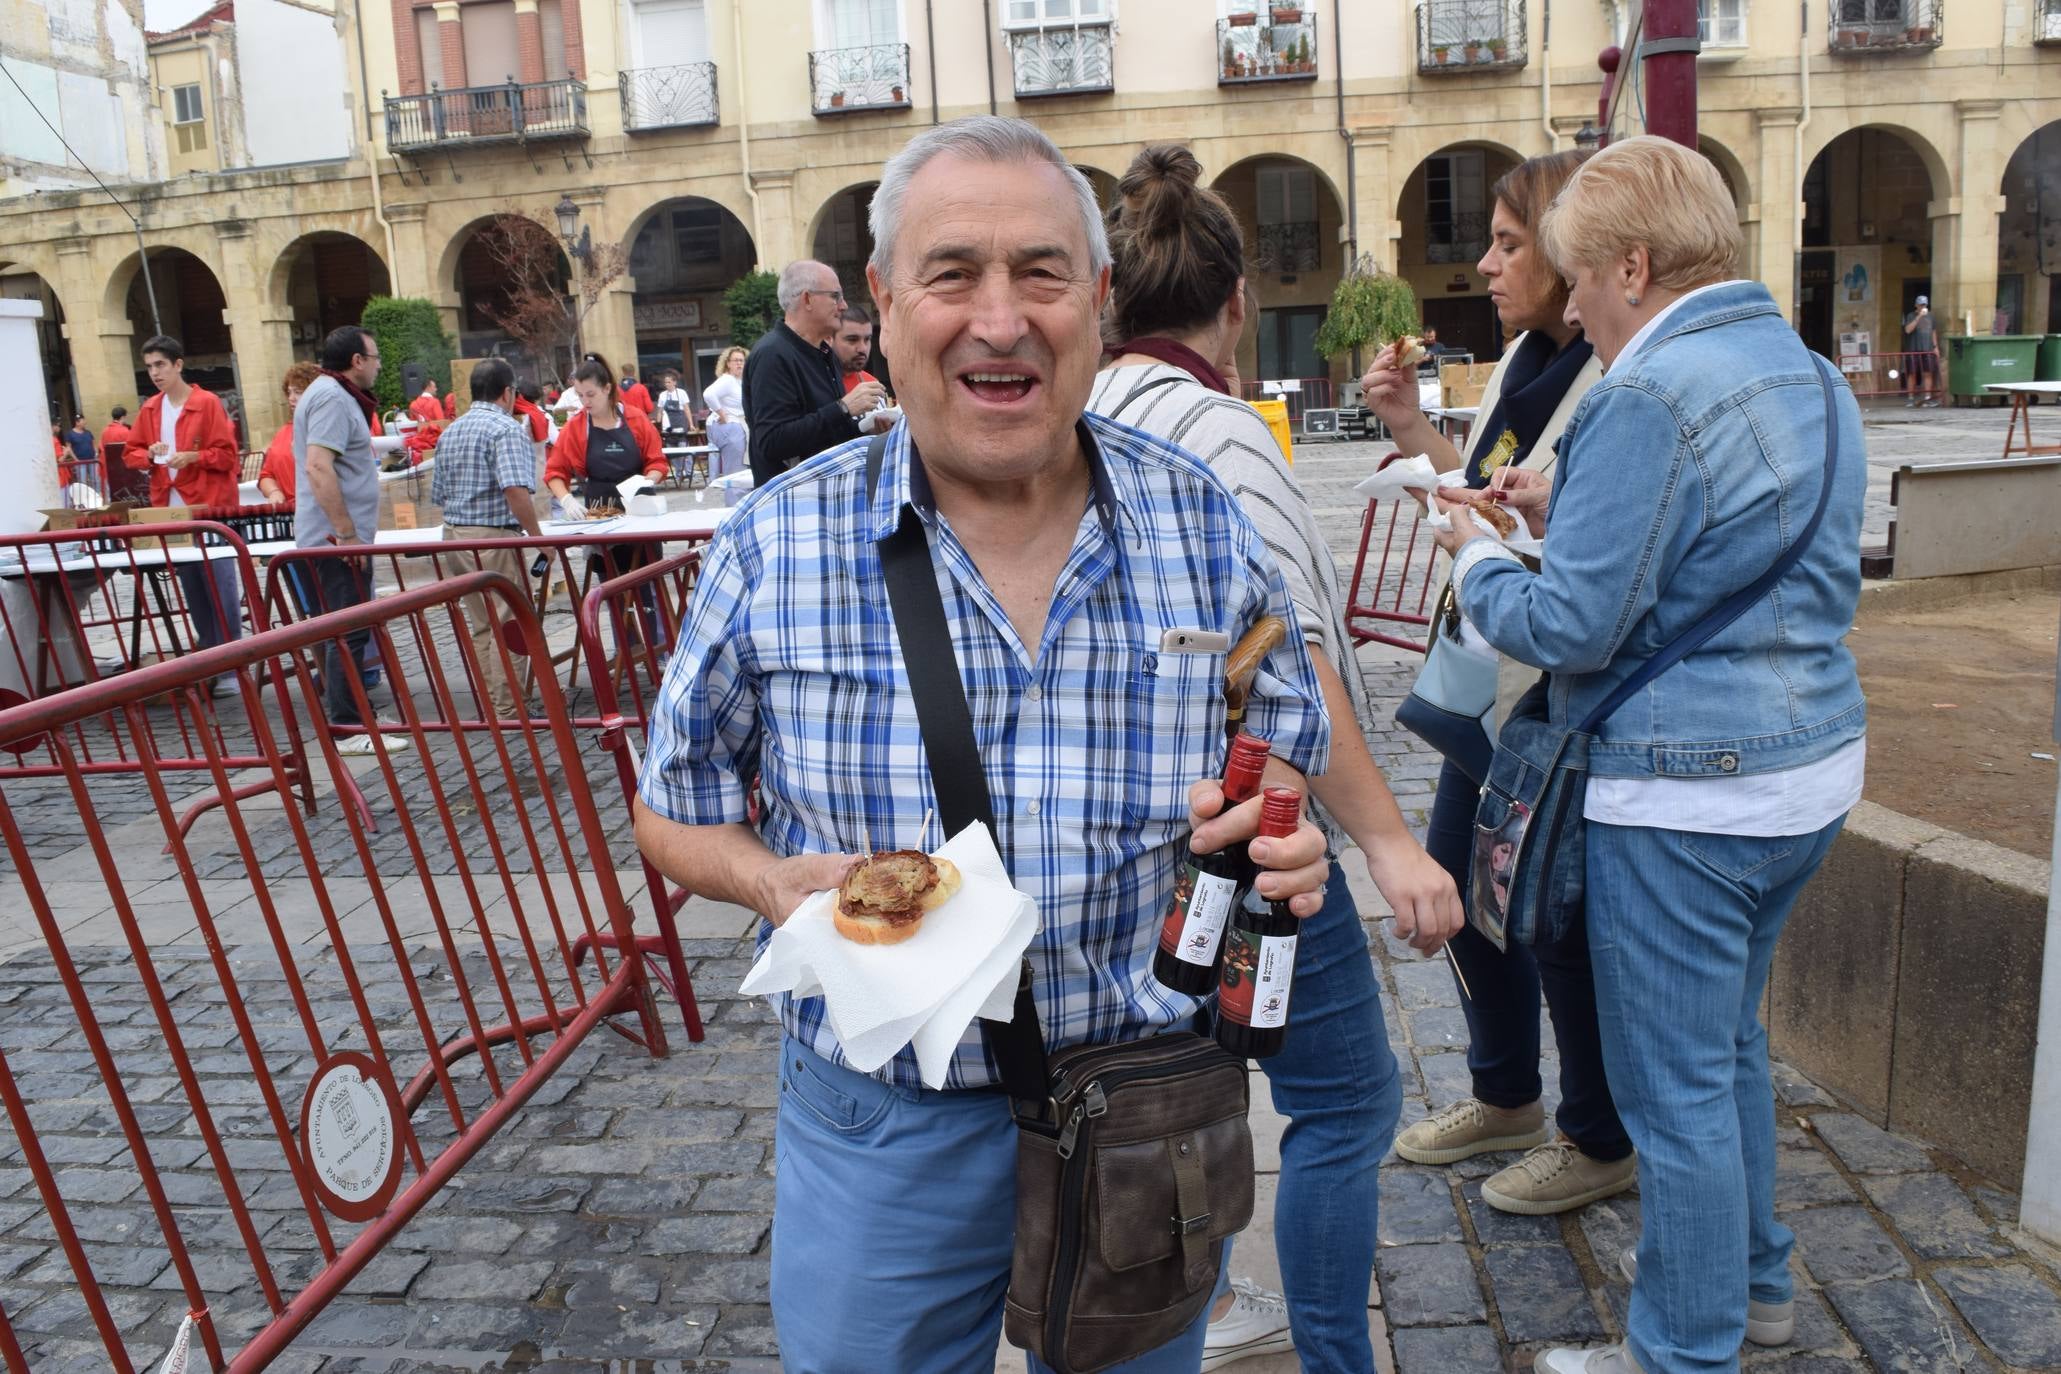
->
xmin=638 ymin=415 xmax=1331 ymax=1090
xmin=428 ymin=402 xmax=535 ymax=527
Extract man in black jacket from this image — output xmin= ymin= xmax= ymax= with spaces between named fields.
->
xmin=744 ymin=260 xmax=889 ymax=487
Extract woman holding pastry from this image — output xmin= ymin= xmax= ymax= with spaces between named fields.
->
xmin=1359 ymin=150 xmax=1639 ymax=1221
xmin=1430 ymin=137 xmax=1865 ymax=1374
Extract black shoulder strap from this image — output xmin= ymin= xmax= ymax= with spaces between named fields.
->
xmin=865 ymin=436 xmax=1050 ymax=1108
xmin=1104 ymin=374 xmax=1188 ymax=423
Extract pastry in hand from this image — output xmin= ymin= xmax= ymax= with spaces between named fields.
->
xmin=1393 ymin=335 xmax=1428 ymax=369
xmin=833 ymin=850 xmax=963 ymax=945
xmin=1465 ymin=497 xmax=1518 ymax=539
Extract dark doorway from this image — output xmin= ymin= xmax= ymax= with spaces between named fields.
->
xmin=1800 ymin=249 xmax=1836 ymax=357
xmin=1421 ymin=296 xmax=1502 ymax=362
xmin=1257 ymin=306 xmax=1326 ymax=381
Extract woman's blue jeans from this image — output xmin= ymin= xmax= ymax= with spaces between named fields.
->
xmin=1426 ymin=760 xmax=1630 ymax=1160
xmin=1254 ymin=864 xmax=1402 ymax=1372
xmin=1585 ymin=817 xmax=1845 ymax=1373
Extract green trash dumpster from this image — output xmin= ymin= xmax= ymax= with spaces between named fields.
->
xmin=1945 ymin=335 xmax=2042 ymax=402
xmin=2037 ymin=334 xmax=2061 ymax=382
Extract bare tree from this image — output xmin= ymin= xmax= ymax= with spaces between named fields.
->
xmin=472 ymin=210 xmax=628 ymax=382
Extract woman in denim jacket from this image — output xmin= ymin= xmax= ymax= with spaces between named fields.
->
xmin=1432 ymin=137 xmax=1867 ymax=1374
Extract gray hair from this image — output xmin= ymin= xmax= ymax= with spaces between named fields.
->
xmin=777 ymin=259 xmax=837 ymax=313
xmin=868 ymin=116 xmax=1110 ymax=283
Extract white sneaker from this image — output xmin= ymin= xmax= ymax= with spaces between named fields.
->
xmin=1618 ymin=1248 xmax=1793 ymax=1345
xmin=333 ymin=732 xmax=411 ymax=756
xmin=1535 ymin=1343 xmax=1646 ymax=1373
xmin=1201 ymin=1277 xmax=1294 ymax=1370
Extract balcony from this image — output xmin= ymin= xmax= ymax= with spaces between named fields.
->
xmin=808 ymin=43 xmax=912 ymax=115
xmin=1426 ymin=210 xmax=1490 ymax=265
xmin=619 ymin=61 xmax=718 ymax=131
xmin=1415 ymin=0 xmax=1528 ymax=72
xmin=383 ymin=78 xmax=588 ymax=153
xmin=1255 ymin=221 xmax=1322 ymax=273
xmin=1008 ymin=23 xmax=1115 ymax=98
xmin=2042 ymin=0 xmax=2061 ymax=42
xmin=1828 ymin=0 xmax=1943 ymax=49
xmin=1218 ymin=11 xmax=1319 ymax=85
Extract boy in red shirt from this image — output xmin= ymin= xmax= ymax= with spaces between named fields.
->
xmin=130 ymin=334 xmax=245 ymax=676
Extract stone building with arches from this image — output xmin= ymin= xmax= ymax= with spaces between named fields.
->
xmin=2 ymin=0 xmax=2056 ymax=437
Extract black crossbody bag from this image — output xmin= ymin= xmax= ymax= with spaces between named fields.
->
xmin=865 ymin=436 xmax=1254 ymax=1374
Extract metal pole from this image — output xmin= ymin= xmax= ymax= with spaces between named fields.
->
xmin=1640 ymin=0 xmax=1700 ymax=148
xmin=133 ymin=222 xmax=163 ymax=337
xmin=2022 ymin=598 xmax=2061 ymax=1244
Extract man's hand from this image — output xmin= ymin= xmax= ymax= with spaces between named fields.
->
xmin=751 ymin=851 xmax=860 ymax=928
xmin=841 ymin=380 xmax=887 ymax=416
xmin=1364 ymin=835 xmax=1464 ymax=954
xmin=167 ymin=450 xmax=198 ymax=470
xmin=1187 ymin=780 xmax=1330 ymax=919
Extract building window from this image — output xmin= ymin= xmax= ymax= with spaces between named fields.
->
xmin=1256 ymin=163 xmax=1321 ymax=272
xmin=819 ymin=0 xmax=900 ymax=48
xmin=1699 ymin=0 xmax=1745 ymax=45
xmin=1004 ymin=0 xmax=1108 ymax=26
xmin=1425 ymin=151 xmax=1487 ymax=264
xmin=170 ymin=83 xmax=207 ymax=152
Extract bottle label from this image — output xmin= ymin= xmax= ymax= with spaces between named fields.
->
xmin=1218 ymin=927 xmax=1298 ymax=1028
xmin=1159 ymin=863 xmax=1237 ymax=966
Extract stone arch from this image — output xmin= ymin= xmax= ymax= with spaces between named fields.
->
xmin=1801 ymin=119 xmax=1952 ymax=202
xmin=267 ymin=230 xmax=394 ymax=354
xmin=1698 ymin=136 xmax=1752 ymax=216
xmin=1996 ymin=118 xmax=2061 ymax=336
xmin=1799 ymin=124 xmax=1945 ymax=359
xmin=809 ymin=181 xmax=880 ymax=306
xmin=1209 ymin=153 xmax=1349 ymax=385
xmin=1394 ymin=140 xmax=1526 ymax=361
xmin=619 ymin=194 xmax=759 ymax=394
xmin=434 ymin=210 xmax=566 ymax=311
xmin=437 ymin=212 xmax=573 ymax=368
xmin=0 ymin=262 xmax=77 ymax=433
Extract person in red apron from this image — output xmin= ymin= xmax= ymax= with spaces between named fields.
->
xmin=545 ymin=352 xmax=671 ymax=629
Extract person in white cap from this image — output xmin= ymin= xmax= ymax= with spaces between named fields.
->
xmin=1902 ymin=294 xmax=1940 ymax=407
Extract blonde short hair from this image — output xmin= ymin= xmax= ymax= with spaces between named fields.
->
xmin=1537 ymin=136 xmax=1741 ymax=292
xmin=716 ymin=345 xmax=749 ymax=374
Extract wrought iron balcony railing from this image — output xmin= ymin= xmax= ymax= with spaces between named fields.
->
xmin=808 ymin=43 xmax=913 ymax=115
xmin=1415 ymin=0 xmax=1528 ymax=72
xmin=382 ymin=78 xmax=588 ymax=152
xmin=620 ymin=61 xmax=718 ymax=131
xmin=1828 ymin=0 xmax=1943 ymax=49
xmin=1217 ymin=12 xmax=1320 ymax=84
xmin=1008 ymin=23 xmax=1115 ymax=98
xmin=1255 ymin=221 xmax=1322 ymax=273
xmin=1426 ymin=210 xmax=1490 ymax=264
xmin=2041 ymin=0 xmax=2061 ymax=43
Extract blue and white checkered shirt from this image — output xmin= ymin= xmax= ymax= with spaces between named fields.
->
xmin=428 ymin=402 xmax=534 ymax=528
xmin=638 ymin=416 xmax=1331 ymax=1090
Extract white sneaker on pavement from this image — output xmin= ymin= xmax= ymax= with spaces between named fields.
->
xmin=334 ymin=732 xmax=411 ymax=756
xmin=1201 ymin=1276 xmax=1294 ymax=1370
xmin=1535 ymin=1342 xmax=1646 ymax=1373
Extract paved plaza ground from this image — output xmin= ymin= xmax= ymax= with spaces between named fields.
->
xmin=1 ymin=399 xmax=2057 ymax=1370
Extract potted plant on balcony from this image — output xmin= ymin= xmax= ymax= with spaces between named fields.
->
xmin=1229 ymin=9 xmax=1258 ymax=25
xmin=1270 ymin=5 xmax=1303 ymax=21
xmin=1488 ymin=35 xmax=1508 ymax=60
xmin=828 ymin=89 xmax=846 ymax=108
xmin=1463 ymin=36 xmax=1483 ymax=60
xmin=1224 ymin=36 xmax=1240 ymax=77
xmin=891 ymin=83 xmax=905 ymax=101
xmin=1432 ymin=41 xmax=1451 ymax=63
xmin=1904 ymin=21 xmax=1934 ymax=40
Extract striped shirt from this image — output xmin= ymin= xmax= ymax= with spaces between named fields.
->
xmin=429 ymin=402 xmax=535 ymax=528
xmin=1090 ymin=364 xmax=1371 ymax=848
xmin=638 ymin=415 xmax=1330 ymax=1090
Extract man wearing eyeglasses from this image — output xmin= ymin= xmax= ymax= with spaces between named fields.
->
xmin=744 ymin=259 xmax=890 ymax=488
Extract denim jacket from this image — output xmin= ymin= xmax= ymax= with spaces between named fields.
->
xmin=1456 ymin=281 xmax=1866 ymax=779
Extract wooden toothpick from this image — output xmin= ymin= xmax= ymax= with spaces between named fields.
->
xmin=1444 ymin=944 xmax=1474 ymax=1002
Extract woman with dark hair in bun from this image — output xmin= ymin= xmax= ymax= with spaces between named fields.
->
xmin=1090 ymin=144 xmax=1463 ymax=1374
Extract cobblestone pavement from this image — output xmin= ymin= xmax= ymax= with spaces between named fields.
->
xmin=3 ymin=412 xmax=2059 ymax=1371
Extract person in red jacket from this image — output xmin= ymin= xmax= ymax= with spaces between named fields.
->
xmin=547 ymin=352 xmax=668 ymax=579
xmin=130 ymin=333 xmax=245 ymax=676
xmin=101 ymin=406 xmax=133 ymax=456
xmin=257 ymin=360 xmax=323 ymax=504
xmin=617 ymin=363 xmax=655 ymax=418
xmin=409 ymin=379 xmax=443 ymax=426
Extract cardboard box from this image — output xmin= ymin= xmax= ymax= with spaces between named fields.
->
xmin=130 ymin=505 xmax=195 ymax=548
xmin=1440 ymin=360 xmax=1497 ymax=410
xmin=39 ymin=501 xmax=138 ymax=532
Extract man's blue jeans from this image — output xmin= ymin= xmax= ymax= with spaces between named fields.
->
xmin=1255 ymin=864 xmax=1401 ymax=1372
xmin=1585 ymin=817 xmax=1845 ymax=1374
xmin=772 ymin=1037 xmax=1226 ymax=1373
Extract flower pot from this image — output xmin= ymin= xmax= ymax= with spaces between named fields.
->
xmin=1464 ymin=42 xmax=1482 ymax=60
xmin=891 ymin=85 xmax=905 ymax=101
xmin=1489 ymin=41 xmax=1508 ymax=60
xmin=829 ymin=90 xmax=845 ymax=107
xmin=1229 ymin=10 xmax=1258 ymax=25
xmin=1907 ymin=24 xmax=1933 ymax=40
xmin=1432 ymin=45 xmax=1450 ymax=63
xmin=1270 ymin=6 xmax=1303 ymax=20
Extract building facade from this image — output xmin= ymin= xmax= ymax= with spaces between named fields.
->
xmin=2 ymin=0 xmax=2057 ymax=442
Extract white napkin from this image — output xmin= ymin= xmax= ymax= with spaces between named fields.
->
xmin=739 ymin=822 xmax=1040 ymax=1087
xmin=1352 ymin=452 xmax=1446 ymax=501
xmin=617 ymin=473 xmax=656 ymax=499
xmin=1425 ymin=491 xmax=1545 ymax=558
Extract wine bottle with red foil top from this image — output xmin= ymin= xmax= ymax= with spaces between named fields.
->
xmin=1152 ymin=732 xmax=1273 ymax=995
xmin=1216 ymin=786 xmax=1304 ymax=1059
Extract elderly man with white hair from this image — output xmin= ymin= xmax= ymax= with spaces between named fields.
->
xmin=635 ymin=116 xmax=1338 ymax=1370
xmin=742 ymin=257 xmax=890 ymax=487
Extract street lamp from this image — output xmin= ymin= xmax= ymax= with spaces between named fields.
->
xmin=1575 ymin=121 xmax=1603 ymax=150
xmin=553 ymin=192 xmax=593 ymax=367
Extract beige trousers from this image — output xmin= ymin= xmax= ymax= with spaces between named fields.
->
xmin=444 ymin=524 xmax=533 ymax=719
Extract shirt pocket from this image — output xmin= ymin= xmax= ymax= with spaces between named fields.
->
xmin=1122 ymin=650 xmax=1229 ymax=838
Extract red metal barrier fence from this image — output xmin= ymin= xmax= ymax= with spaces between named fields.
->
xmin=577 ymin=550 xmax=706 ymax=1041
xmin=1344 ymin=453 xmax=1439 ymax=652
xmin=0 ymin=523 xmax=315 ymax=842
xmin=1836 ymin=351 xmax=1945 ymax=403
xmin=0 ymin=572 xmax=664 ymax=1370
xmin=1239 ymin=378 xmax=1337 ymax=428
